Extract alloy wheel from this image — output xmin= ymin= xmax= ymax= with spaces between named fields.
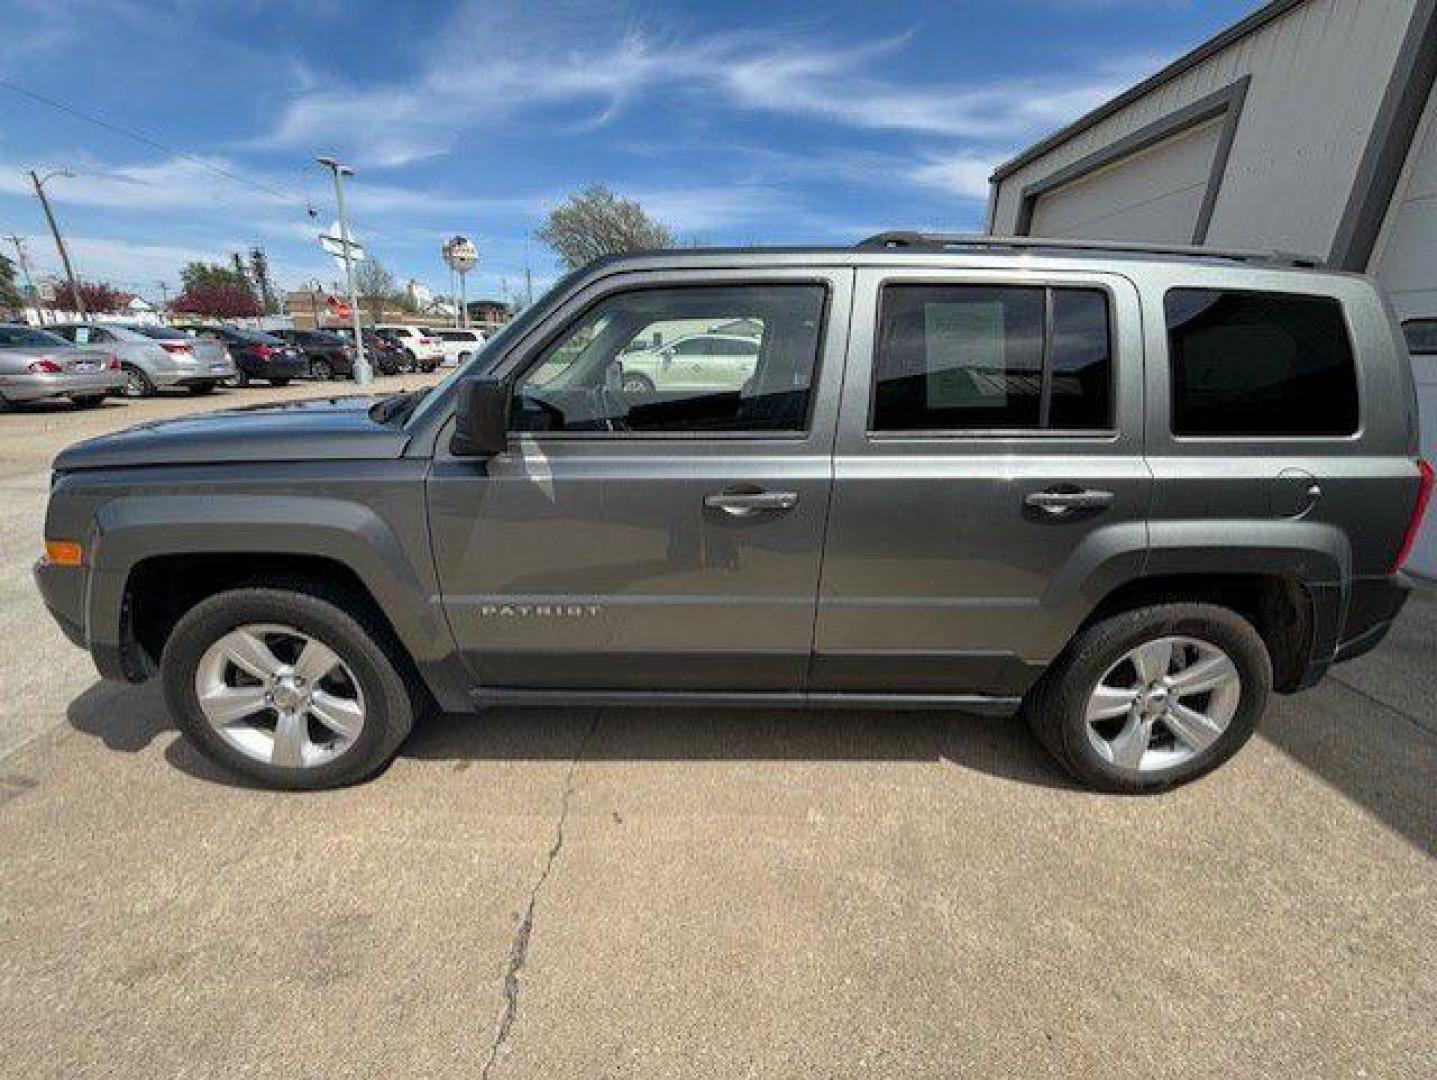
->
xmin=194 ymin=622 xmax=365 ymax=768
xmin=1084 ymin=636 xmax=1241 ymax=772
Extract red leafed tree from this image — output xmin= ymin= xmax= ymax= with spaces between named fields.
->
xmin=171 ymin=283 xmax=262 ymax=318
xmin=75 ymin=280 xmax=133 ymax=314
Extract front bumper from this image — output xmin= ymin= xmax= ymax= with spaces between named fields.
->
xmin=0 ymin=371 xmax=125 ymax=403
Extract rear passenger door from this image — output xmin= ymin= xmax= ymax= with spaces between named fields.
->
xmin=813 ymin=266 xmax=1150 ymax=699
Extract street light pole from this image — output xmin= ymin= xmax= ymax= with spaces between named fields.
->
xmin=28 ymin=169 xmax=84 ymax=318
xmin=316 ymin=156 xmax=370 ymax=386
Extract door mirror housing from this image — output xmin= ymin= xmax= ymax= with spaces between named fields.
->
xmin=450 ymin=375 xmax=512 ymax=457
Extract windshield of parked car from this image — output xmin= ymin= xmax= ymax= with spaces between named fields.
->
xmin=134 ymin=325 xmax=189 ymax=340
xmin=0 ymin=326 xmax=70 ymax=348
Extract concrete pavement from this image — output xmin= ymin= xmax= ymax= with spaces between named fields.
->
xmin=0 ymin=384 xmax=1433 ymax=1078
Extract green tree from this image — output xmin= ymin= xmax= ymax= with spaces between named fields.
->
xmin=0 ymin=253 xmax=23 ymax=311
xmin=536 ymin=185 xmax=674 ymax=270
xmin=180 ymin=261 xmax=251 ymax=294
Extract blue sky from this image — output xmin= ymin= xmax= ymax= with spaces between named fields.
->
xmin=0 ymin=0 xmax=1260 ymax=306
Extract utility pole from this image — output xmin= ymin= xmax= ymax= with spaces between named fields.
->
xmin=6 ymin=234 xmax=43 ymax=324
xmin=28 ymin=169 xmax=84 ymax=318
xmin=315 ymin=157 xmax=370 ymax=385
xmin=156 ymin=280 xmax=170 ymax=317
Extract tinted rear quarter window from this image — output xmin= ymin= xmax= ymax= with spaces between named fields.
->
xmin=1165 ymin=289 xmax=1358 ymax=437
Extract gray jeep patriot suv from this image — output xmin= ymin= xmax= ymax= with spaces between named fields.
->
xmin=35 ymin=234 xmax=1432 ymax=793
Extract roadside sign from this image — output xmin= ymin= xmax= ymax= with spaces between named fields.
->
xmin=318 ymin=220 xmax=365 ymax=273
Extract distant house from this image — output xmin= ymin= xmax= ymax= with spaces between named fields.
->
xmin=467 ymin=299 xmax=511 ymax=327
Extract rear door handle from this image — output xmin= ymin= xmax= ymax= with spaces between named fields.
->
xmin=1025 ymin=488 xmax=1115 ymax=515
xmin=704 ymin=490 xmax=799 ymax=516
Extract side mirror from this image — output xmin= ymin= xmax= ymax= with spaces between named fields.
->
xmin=450 ymin=375 xmax=512 ymax=457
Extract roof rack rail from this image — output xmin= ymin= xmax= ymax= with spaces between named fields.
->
xmin=854 ymin=231 xmax=1325 ymax=269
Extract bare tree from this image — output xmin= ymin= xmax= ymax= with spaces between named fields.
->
xmin=536 ymin=185 xmax=674 ymax=270
xmin=354 ymin=258 xmax=395 ymax=325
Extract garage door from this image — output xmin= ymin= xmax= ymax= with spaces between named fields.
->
xmin=1029 ymin=117 xmax=1224 ymax=243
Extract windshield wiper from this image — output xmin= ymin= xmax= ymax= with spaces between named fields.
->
xmin=368 ymin=388 xmax=428 ymax=425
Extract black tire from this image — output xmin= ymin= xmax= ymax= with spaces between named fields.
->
xmin=403 ymin=349 xmax=417 ymax=372
xmin=161 ymin=585 xmax=417 ymax=790
xmin=188 ymin=380 xmax=217 ymax=395
xmin=0 ymin=394 xmax=15 ymax=413
xmin=120 ymin=364 xmax=155 ymax=398
xmin=457 ymin=351 xmax=472 ymax=365
xmin=268 ymin=377 xmax=291 ymax=387
xmin=1024 ymin=603 xmax=1272 ymax=794
xmin=310 ymin=357 xmax=334 ymax=381
xmin=226 ymin=369 xmax=250 ymax=389
xmin=70 ymin=394 xmax=106 ymax=409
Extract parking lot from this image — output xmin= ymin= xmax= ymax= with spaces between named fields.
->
xmin=0 ymin=383 xmax=1433 ymax=1078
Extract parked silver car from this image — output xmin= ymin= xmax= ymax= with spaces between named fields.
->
xmin=49 ymin=322 xmax=234 ymax=398
xmin=0 ymin=324 xmax=124 ymax=411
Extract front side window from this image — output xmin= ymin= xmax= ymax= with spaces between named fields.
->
xmin=872 ymin=284 xmax=1112 ymax=432
xmin=1166 ymin=289 xmax=1358 ymax=437
xmin=511 ymin=284 xmax=825 ymax=434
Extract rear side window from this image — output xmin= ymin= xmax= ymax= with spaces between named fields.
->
xmin=872 ymin=284 xmax=1112 ymax=432
xmin=1165 ymin=289 xmax=1358 ymax=437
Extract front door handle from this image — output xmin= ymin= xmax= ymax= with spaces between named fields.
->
xmin=1025 ymin=488 xmax=1115 ymax=515
xmin=704 ymin=489 xmax=799 ymax=517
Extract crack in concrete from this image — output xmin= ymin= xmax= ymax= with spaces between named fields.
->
xmin=480 ymin=710 xmax=601 ymax=1079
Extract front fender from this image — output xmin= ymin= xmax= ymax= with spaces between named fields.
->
xmin=86 ymin=493 xmax=471 ymax=712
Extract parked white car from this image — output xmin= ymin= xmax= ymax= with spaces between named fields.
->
xmin=373 ymin=325 xmax=444 ymax=370
xmin=617 ymin=331 xmax=760 ymax=394
xmin=425 ymin=327 xmax=486 ymax=366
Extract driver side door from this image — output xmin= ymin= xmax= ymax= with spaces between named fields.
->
xmin=427 ymin=268 xmax=852 ymax=692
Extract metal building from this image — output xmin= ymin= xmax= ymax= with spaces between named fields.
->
xmin=986 ymin=0 xmax=1437 ymax=574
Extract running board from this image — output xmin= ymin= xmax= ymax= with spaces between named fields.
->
xmin=469 ymin=688 xmax=1023 ymax=717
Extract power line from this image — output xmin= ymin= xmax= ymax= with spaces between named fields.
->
xmin=0 ymin=78 xmax=309 ymax=209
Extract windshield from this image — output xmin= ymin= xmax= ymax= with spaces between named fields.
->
xmin=0 ymin=326 xmax=70 ymax=348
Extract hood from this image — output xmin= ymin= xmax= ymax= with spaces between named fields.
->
xmin=53 ymin=394 xmax=410 ymax=472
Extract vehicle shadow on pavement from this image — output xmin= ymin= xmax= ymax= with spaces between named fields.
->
xmin=63 ymin=680 xmax=1437 ymax=855
xmin=62 ymin=679 xmax=1078 ymax=791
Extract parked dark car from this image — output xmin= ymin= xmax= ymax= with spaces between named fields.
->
xmin=188 ymin=326 xmax=308 ymax=387
xmin=269 ymin=329 xmax=356 ymax=381
xmin=332 ymin=327 xmax=404 ymax=376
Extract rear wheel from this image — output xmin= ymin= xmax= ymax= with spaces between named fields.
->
xmin=1024 ymin=603 xmax=1271 ymax=793
xmin=70 ymin=394 xmax=105 ymax=409
xmin=161 ymin=586 xmax=417 ymax=790
xmin=621 ymin=372 xmax=655 ymax=396
xmin=310 ymin=357 xmax=334 ymax=381
xmin=188 ymin=380 xmax=217 ymax=395
xmin=121 ymin=364 xmax=155 ymax=398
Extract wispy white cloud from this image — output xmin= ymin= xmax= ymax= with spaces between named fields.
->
xmin=263 ymin=2 xmax=1152 ymax=167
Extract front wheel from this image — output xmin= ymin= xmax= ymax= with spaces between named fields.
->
xmin=1024 ymin=603 xmax=1272 ymax=794
xmin=161 ymin=586 xmax=417 ymax=790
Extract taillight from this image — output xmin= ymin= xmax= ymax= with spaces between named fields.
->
xmin=160 ymin=342 xmax=192 ymax=355
xmin=1392 ymin=459 xmax=1435 ymax=573
xmin=251 ymin=345 xmax=275 ymax=360
xmin=28 ymin=358 xmax=62 ymax=373
xmin=106 ymin=355 xmax=120 ymax=370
